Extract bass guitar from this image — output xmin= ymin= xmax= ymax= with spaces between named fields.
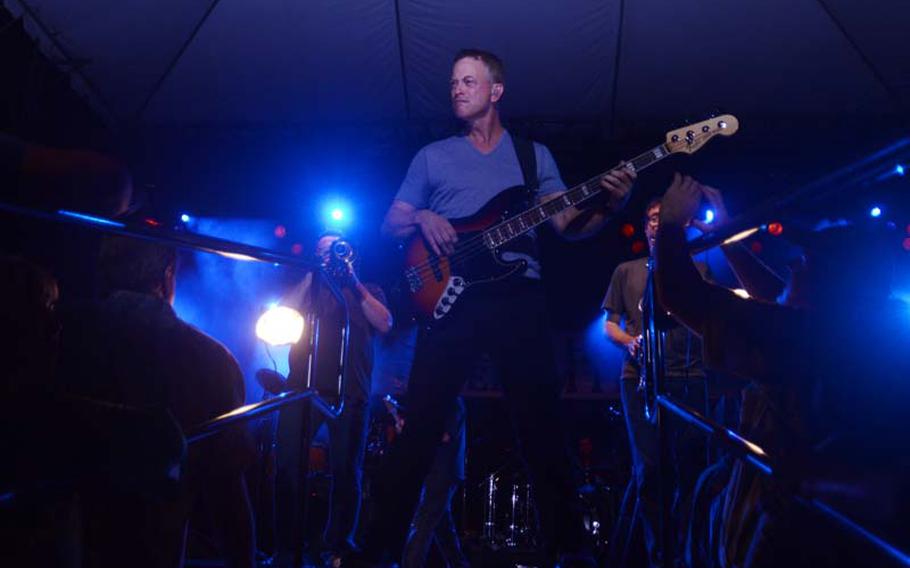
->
xmin=401 ymin=115 xmax=739 ymax=321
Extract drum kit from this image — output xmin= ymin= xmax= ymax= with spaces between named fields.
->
xmin=478 ymin=469 xmax=617 ymax=553
xmin=481 ymin=471 xmax=537 ymax=549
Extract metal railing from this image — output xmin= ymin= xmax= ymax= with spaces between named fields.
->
xmin=186 ymin=389 xmax=336 ymax=444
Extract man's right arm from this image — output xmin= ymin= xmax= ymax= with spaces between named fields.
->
xmin=381 ymin=199 xmax=420 ymax=239
xmin=381 ymin=199 xmax=458 ymax=256
xmin=605 ymin=314 xmax=639 ymax=357
xmin=602 ymin=267 xmax=640 ymax=357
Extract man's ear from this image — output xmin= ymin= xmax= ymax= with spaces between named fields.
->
xmin=491 ymin=82 xmax=504 ymax=103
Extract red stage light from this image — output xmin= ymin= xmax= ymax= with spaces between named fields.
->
xmin=291 ymin=243 xmax=303 ymax=255
xmin=620 ymin=223 xmax=635 ymax=238
xmin=274 ymin=225 xmax=287 ymax=238
xmin=750 ymin=241 xmax=763 ymax=254
xmin=143 ymin=218 xmax=161 ymax=227
xmin=631 ymin=240 xmax=646 ymax=254
xmin=903 ymin=237 xmax=910 ymax=252
xmin=905 ymin=224 xmax=910 ymax=235
xmin=767 ymin=222 xmax=783 ymax=236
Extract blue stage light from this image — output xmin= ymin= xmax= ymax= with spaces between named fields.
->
xmin=897 ymin=164 xmax=905 ymax=176
xmin=870 ymin=206 xmax=883 ymax=218
xmin=704 ymin=209 xmax=715 ymax=224
xmin=180 ymin=213 xmax=191 ymax=223
xmin=322 ymin=199 xmax=352 ymax=228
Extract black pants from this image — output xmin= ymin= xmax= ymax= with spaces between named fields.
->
xmin=275 ymin=398 xmax=370 ymax=559
xmin=402 ymin=399 xmax=467 ymax=568
xmin=364 ymin=281 xmax=583 ymax=561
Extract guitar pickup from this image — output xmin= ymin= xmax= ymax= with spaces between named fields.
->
xmin=405 ymin=267 xmax=422 ymax=292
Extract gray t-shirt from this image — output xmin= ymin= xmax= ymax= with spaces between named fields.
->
xmin=395 ymin=131 xmax=565 ymax=277
xmin=602 ymin=257 xmax=705 ymax=381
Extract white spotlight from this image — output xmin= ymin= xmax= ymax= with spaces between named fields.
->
xmin=255 ymin=305 xmax=304 ymax=346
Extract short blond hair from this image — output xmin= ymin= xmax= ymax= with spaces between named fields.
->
xmin=454 ymin=48 xmax=504 ymax=84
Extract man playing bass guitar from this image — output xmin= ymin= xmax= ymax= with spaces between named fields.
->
xmin=360 ymin=48 xmax=635 ymax=566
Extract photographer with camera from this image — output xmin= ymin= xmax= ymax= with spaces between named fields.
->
xmin=274 ymin=231 xmax=392 ymax=567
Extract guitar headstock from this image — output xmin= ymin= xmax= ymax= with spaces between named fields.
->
xmin=665 ymin=114 xmax=739 ymax=155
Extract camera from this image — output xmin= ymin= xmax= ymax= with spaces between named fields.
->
xmin=322 ymin=239 xmax=355 ymax=282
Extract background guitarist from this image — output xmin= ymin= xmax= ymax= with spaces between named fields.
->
xmin=357 ymin=48 xmax=635 ymax=566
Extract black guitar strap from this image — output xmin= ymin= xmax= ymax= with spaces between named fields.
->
xmin=512 ymin=135 xmax=538 ymax=202
xmin=509 ymin=135 xmax=542 ymax=265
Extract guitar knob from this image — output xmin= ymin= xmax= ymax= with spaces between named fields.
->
xmin=686 ymin=130 xmax=694 ymax=141
xmin=671 ymin=135 xmax=679 ymax=143
xmin=453 ymin=277 xmax=464 ymax=287
xmin=702 ymin=125 xmax=710 ymax=133
xmin=435 ymin=307 xmax=444 ymax=315
xmin=447 ymin=287 xmax=456 ymax=294
xmin=441 ymin=297 xmax=451 ymax=305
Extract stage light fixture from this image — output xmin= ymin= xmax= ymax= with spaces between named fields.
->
xmin=704 ymin=209 xmax=715 ymax=224
xmin=322 ymin=198 xmax=353 ymax=228
xmin=255 ymin=305 xmax=304 ymax=346
xmin=180 ymin=213 xmax=191 ymax=223
xmin=870 ymin=206 xmax=883 ymax=218
xmin=896 ymin=164 xmax=905 ymax=176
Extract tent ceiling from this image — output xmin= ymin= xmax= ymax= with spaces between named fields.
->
xmin=6 ymin=0 xmax=908 ymax=130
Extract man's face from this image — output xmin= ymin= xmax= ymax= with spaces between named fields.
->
xmin=450 ymin=57 xmax=502 ymax=121
xmin=645 ymin=203 xmax=660 ymax=252
xmin=315 ymin=235 xmax=340 ymax=265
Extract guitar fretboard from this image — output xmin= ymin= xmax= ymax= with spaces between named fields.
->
xmin=483 ymin=143 xmax=672 ymax=249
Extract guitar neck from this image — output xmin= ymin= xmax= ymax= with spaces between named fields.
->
xmin=484 ymin=143 xmax=672 ymax=248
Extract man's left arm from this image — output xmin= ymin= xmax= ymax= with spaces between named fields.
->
xmin=543 ymin=148 xmax=635 ymax=238
xmin=655 ymin=173 xmax=720 ymax=335
xmin=691 ymin=184 xmax=785 ymax=303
